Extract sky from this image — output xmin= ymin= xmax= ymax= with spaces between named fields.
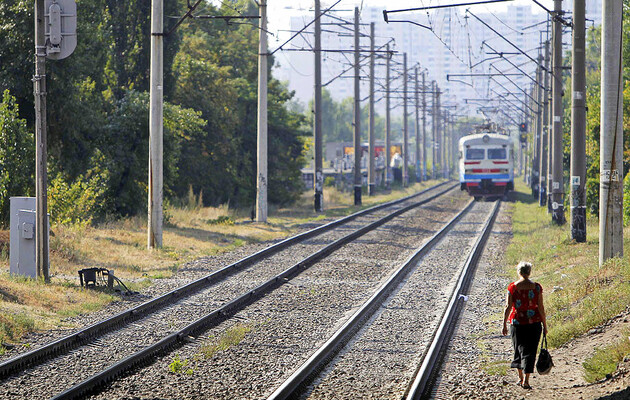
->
xmin=264 ymin=0 xmax=552 ymax=46
xmin=207 ymin=0 xmax=555 ymax=49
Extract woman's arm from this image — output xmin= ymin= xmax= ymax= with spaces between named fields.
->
xmin=539 ymin=292 xmax=548 ymax=335
xmin=502 ymin=290 xmax=512 ymax=336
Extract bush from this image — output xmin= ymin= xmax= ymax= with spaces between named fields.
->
xmin=324 ymin=176 xmax=335 ymax=187
xmin=48 ymin=162 xmax=110 ymax=226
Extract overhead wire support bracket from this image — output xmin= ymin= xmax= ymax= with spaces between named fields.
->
xmin=269 ymin=0 xmax=342 ymax=56
xmin=490 ymin=64 xmax=540 ymax=106
xmin=531 ymin=0 xmax=572 ymax=27
xmin=382 ymin=0 xmax=513 ymax=21
xmin=163 ymin=1 xmax=262 ymax=37
xmin=467 ymin=10 xmax=548 ymax=72
xmin=481 ymin=42 xmax=544 ymax=89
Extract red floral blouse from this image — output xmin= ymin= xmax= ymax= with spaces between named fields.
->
xmin=507 ymin=281 xmax=543 ymax=325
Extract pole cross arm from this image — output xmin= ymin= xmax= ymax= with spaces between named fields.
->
xmin=490 ymin=64 xmax=541 ymax=106
xmin=467 ymin=10 xmax=548 ymax=72
xmin=383 ymin=0 xmax=513 ymax=21
xmin=482 ymin=42 xmax=545 ymax=89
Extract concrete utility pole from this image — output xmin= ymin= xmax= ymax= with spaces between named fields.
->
xmin=532 ymin=74 xmax=541 ymax=197
xmin=353 ymin=7 xmax=362 ymax=205
xmin=538 ymin=42 xmax=549 ymax=207
xmin=600 ymin=0 xmax=624 ymax=264
xmin=523 ymin=128 xmax=529 ymax=183
xmin=313 ymin=0 xmax=323 ymax=212
xmin=256 ymin=0 xmax=268 ymax=222
xmin=550 ymin=0 xmax=565 ymax=224
xmin=402 ymin=53 xmax=409 ymax=187
xmin=431 ymin=81 xmax=437 ymax=180
xmin=444 ymin=110 xmax=449 ymax=178
xmin=448 ymin=114 xmax=459 ymax=177
xmin=570 ymin=0 xmax=586 ymax=242
xmin=148 ymin=0 xmax=164 ymax=248
xmin=368 ymin=22 xmax=376 ymax=195
xmin=422 ymin=71 xmax=427 ymax=181
xmin=414 ymin=67 xmax=421 ymax=183
xmin=442 ymin=110 xmax=451 ymax=179
xmin=545 ymin=39 xmax=553 ymax=210
xmin=436 ymin=86 xmax=442 ymax=174
xmin=385 ymin=43 xmax=391 ymax=189
xmin=34 ymin=0 xmax=49 ymax=280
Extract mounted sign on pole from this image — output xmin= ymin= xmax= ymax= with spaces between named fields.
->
xmin=44 ymin=0 xmax=77 ymax=60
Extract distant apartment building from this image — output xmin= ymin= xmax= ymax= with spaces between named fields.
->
xmin=275 ymin=2 xmax=602 ymax=118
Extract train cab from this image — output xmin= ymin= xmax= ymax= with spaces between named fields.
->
xmin=458 ymin=133 xmax=514 ymax=198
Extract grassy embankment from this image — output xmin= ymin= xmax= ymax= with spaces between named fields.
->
xmin=0 ymin=180 xmax=443 ymax=354
xmin=486 ymin=181 xmax=630 ymax=381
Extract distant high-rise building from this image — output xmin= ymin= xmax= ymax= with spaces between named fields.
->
xmin=274 ymin=2 xmax=600 ymax=119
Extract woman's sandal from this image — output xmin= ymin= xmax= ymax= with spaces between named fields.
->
xmin=522 ymin=383 xmax=532 ymax=390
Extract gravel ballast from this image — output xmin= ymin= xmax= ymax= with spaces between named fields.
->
xmin=0 ymin=186 xmax=467 ymax=399
xmin=301 ymin=201 xmax=496 ymax=399
xmin=84 ymin=190 xmax=470 ymax=399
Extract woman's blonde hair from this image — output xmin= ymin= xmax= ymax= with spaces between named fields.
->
xmin=517 ymin=261 xmax=532 ymax=276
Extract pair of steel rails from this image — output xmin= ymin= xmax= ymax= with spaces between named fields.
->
xmin=268 ymin=199 xmax=501 ymax=399
xmin=3 ymin=181 xmax=475 ymax=399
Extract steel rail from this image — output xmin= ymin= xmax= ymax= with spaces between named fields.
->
xmin=49 ymin=184 xmax=459 ymax=400
xmin=406 ymin=200 xmax=501 ymax=399
xmin=266 ymin=198 xmax=477 ymax=400
xmin=0 ymin=180 xmax=453 ymax=380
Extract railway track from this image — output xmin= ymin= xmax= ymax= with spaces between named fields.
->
xmin=0 ymin=181 xmax=461 ymax=400
xmin=267 ymin=200 xmax=500 ymax=400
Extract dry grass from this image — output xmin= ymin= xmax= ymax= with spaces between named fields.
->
xmin=0 ymin=182 xmax=441 ymax=348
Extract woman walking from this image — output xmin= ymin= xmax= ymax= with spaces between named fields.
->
xmin=501 ymin=261 xmax=548 ymax=389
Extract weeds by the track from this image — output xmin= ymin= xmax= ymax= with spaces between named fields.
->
xmin=506 ymin=181 xmax=630 ymax=381
xmin=583 ymin=328 xmax=630 ymax=383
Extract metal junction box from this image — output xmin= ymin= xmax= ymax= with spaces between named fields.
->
xmin=44 ymin=0 xmax=77 ymax=60
xmin=9 ymin=197 xmax=49 ymax=278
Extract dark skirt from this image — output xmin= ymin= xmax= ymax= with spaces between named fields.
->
xmin=510 ymin=322 xmax=542 ymax=373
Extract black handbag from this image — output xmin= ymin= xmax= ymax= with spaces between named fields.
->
xmin=536 ymin=333 xmax=553 ymax=375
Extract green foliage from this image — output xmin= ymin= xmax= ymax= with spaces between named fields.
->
xmin=0 ymin=90 xmax=33 ymax=226
xmin=0 ymin=311 xmax=35 ymax=348
xmin=583 ymin=330 xmax=630 ymax=383
xmin=624 ymin=173 xmax=630 ymax=226
xmin=47 ymin=162 xmax=110 ymax=226
xmin=0 ymin=0 xmax=310 ymax=224
xmin=207 ymin=216 xmax=234 ymax=225
xmin=103 ymin=90 xmax=205 ymax=216
xmin=584 ymin=26 xmax=601 ymax=215
xmin=168 ymin=354 xmax=192 ymax=375
xmin=201 ymin=324 xmax=252 ymax=359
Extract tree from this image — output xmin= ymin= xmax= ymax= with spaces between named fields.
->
xmin=0 ymin=90 xmax=34 ymax=226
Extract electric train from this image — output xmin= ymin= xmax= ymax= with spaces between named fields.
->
xmin=458 ymin=132 xmax=514 ymax=199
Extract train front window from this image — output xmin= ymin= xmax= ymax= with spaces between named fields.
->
xmin=466 ymin=148 xmax=485 ymax=160
xmin=488 ymin=148 xmax=506 ymax=159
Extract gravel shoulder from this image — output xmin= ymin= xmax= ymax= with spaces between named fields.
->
xmin=435 ymin=202 xmax=630 ymax=400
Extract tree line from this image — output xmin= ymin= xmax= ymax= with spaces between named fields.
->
xmin=0 ymin=0 xmax=307 ymax=226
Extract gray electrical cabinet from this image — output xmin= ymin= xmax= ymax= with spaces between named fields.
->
xmin=9 ymin=197 xmax=49 ymax=278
